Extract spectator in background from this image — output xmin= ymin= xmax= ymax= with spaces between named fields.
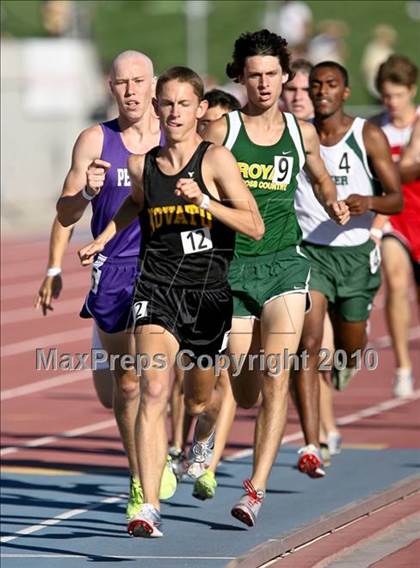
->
xmin=41 ymin=0 xmax=91 ymax=39
xmin=41 ymin=0 xmax=74 ymax=37
xmin=406 ymin=0 xmax=420 ymax=21
xmin=308 ymin=20 xmax=348 ymax=65
xmin=362 ymin=24 xmax=397 ymax=99
xmin=264 ymin=0 xmax=313 ymax=58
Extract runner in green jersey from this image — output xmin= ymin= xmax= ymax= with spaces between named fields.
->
xmin=203 ymin=29 xmax=350 ymax=527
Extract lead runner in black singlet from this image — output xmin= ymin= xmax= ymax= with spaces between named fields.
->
xmin=78 ymin=66 xmax=264 ymax=537
xmin=134 ymin=140 xmax=235 ymax=356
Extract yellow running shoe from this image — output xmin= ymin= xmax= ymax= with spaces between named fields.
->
xmin=126 ymin=477 xmax=143 ymax=520
xmin=159 ymin=456 xmax=177 ymax=500
xmin=193 ymin=469 xmax=217 ymax=500
xmin=126 ymin=457 xmax=177 ymax=519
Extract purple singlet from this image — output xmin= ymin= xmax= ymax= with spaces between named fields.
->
xmin=90 ymin=118 xmax=140 ymax=258
xmin=80 ymin=119 xmax=162 ymax=333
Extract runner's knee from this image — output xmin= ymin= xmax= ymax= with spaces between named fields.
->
xmin=184 ymin=397 xmax=207 ymax=416
xmin=300 ymin=332 xmax=323 ymax=359
xmin=115 ymin=370 xmax=139 ymax=401
xmin=232 ymin=385 xmax=260 ymax=409
xmin=141 ymin=376 xmax=168 ymax=404
xmin=385 ymin=265 xmax=410 ymax=293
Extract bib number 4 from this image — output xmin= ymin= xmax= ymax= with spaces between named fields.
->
xmin=181 ymin=228 xmax=213 ymax=255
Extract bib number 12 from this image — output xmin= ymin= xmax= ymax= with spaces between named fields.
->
xmin=181 ymin=228 xmax=213 ymax=254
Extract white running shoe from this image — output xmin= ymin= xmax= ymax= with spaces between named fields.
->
xmin=327 ymin=431 xmax=342 ymax=456
xmin=231 ymin=479 xmax=265 ymax=527
xmin=297 ymin=444 xmax=326 ymax=478
xmin=187 ymin=429 xmax=215 ymax=479
xmin=393 ymin=369 xmax=414 ymax=398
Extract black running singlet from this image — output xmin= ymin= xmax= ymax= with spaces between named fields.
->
xmin=139 ymin=141 xmax=235 ymax=288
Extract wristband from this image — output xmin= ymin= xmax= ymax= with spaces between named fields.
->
xmin=82 ymin=186 xmax=96 ymax=201
xmin=46 ymin=267 xmax=62 ymax=277
xmin=199 ymin=194 xmax=210 ymax=210
xmin=370 ymin=228 xmax=383 ymax=240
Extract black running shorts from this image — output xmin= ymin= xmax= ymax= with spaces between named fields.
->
xmin=131 ymin=278 xmax=233 ymax=360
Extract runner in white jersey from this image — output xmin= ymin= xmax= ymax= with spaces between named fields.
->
xmin=371 ymin=55 xmax=420 ymax=398
xmin=296 ymin=116 xmax=380 ymax=247
xmin=293 ymin=62 xmax=402 ymax=476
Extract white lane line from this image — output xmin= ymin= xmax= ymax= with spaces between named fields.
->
xmin=1 ymin=370 xmax=91 ymax=401
xmin=2 ymin=298 xmax=85 ymax=325
xmin=336 ymin=390 xmax=420 ymax=425
xmin=0 ymin=495 xmax=123 ymax=544
xmin=369 ymin=325 xmax=420 ymax=349
xmin=0 ymin=556 xmax=234 ymax=560
xmin=0 ymin=418 xmax=116 ymax=456
xmin=225 ymin=389 xmax=420 ymax=462
xmin=1 ymin=327 xmax=91 ymax=357
xmin=2 ymin=273 xmax=87 ymax=300
xmin=3 ymin=388 xmax=419 ymax=461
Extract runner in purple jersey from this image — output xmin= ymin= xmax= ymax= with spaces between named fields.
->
xmin=89 ymin=118 xmax=140 ymax=258
xmin=54 ymin=50 xmax=177 ymax=524
xmin=79 ymin=117 xmax=140 ymax=334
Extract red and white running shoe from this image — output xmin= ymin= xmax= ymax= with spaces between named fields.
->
xmin=127 ymin=503 xmax=163 ymax=538
xmin=231 ymin=479 xmax=265 ymax=527
xmin=297 ymin=444 xmax=326 ymax=478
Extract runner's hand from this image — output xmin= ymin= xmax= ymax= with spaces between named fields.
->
xmin=345 ymin=194 xmax=372 ymax=215
xmin=34 ymin=274 xmax=63 ymax=316
xmin=78 ymin=241 xmax=104 ymax=266
xmin=175 ymin=178 xmax=203 ymax=206
xmin=327 ymin=200 xmax=350 ymax=225
xmin=85 ymin=159 xmax=111 ymax=197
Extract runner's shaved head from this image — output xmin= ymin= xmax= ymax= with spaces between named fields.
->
xmin=110 ymin=50 xmax=154 ymax=80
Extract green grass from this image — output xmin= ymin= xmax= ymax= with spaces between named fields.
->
xmin=2 ymin=0 xmax=418 ymax=104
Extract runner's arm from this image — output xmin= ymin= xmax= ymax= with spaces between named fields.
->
xmin=78 ymin=155 xmax=145 ymax=265
xmin=56 ymin=125 xmax=104 ymax=226
xmin=346 ymin=122 xmax=402 ymax=216
xmin=300 ymin=121 xmax=350 ymax=225
xmin=34 ymin=216 xmax=74 ymax=315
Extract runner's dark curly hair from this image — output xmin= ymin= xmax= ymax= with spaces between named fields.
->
xmin=226 ymin=29 xmax=293 ymax=82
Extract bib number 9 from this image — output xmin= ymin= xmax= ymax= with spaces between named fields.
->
xmin=273 ymin=156 xmax=294 ymax=185
xmin=181 ymin=228 xmax=213 ymax=255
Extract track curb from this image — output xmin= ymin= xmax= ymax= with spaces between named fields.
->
xmin=226 ymin=474 xmax=420 ymax=568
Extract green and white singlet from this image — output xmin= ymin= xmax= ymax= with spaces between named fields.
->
xmin=295 ymin=117 xmax=382 ymax=321
xmin=295 ymin=117 xmax=380 ymax=246
xmin=224 ymin=110 xmax=306 ymax=257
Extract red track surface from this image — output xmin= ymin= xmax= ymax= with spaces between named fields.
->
xmin=1 ymin=238 xmax=419 ymax=565
xmin=1 ymin=239 xmax=419 ymax=468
